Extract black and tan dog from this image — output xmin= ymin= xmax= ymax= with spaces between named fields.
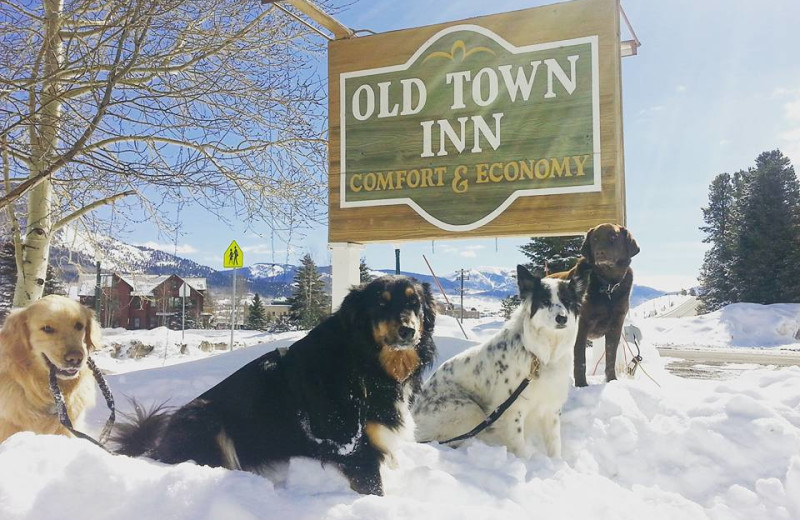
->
xmin=549 ymin=223 xmax=639 ymax=386
xmin=113 ymin=275 xmax=436 ymax=495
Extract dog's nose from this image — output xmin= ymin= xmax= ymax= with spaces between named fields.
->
xmin=555 ymin=314 xmax=568 ymax=325
xmin=398 ymin=326 xmax=415 ymax=342
xmin=64 ymin=350 xmax=84 ymax=367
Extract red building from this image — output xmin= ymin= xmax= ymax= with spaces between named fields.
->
xmin=73 ymin=273 xmax=209 ymax=330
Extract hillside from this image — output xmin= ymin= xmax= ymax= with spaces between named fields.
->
xmin=44 ymin=231 xmax=668 ymax=308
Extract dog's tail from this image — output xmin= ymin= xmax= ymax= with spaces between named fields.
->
xmin=111 ymin=399 xmax=171 ymax=457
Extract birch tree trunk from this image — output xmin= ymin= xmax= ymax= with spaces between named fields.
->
xmin=13 ymin=0 xmax=63 ymax=306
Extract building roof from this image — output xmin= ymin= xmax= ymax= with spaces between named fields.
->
xmin=68 ymin=273 xmax=207 ymax=298
xmin=183 ymin=277 xmax=207 ymax=292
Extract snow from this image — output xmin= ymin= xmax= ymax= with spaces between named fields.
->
xmin=630 ymin=293 xmax=694 ymax=319
xmin=640 ymin=303 xmax=800 ymax=350
xmin=2 ymin=310 xmax=800 ymax=520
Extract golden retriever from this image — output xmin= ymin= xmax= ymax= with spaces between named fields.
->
xmin=0 ymin=295 xmax=101 ymax=443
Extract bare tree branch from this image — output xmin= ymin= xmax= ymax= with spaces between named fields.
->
xmin=1 ymin=0 xmax=336 ymax=305
xmin=52 ymin=189 xmax=135 ymax=231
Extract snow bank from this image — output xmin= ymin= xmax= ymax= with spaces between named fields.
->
xmin=641 ymin=303 xmax=800 ymax=350
xmin=3 ymin=313 xmax=800 ymax=520
xmin=94 ymin=327 xmax=306 ymax=373
xmin=4 ymin=367 xmax=800 ymax=520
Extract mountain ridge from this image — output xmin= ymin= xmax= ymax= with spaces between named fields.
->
xmin=50 ymin=231 xmax=667 ymax=307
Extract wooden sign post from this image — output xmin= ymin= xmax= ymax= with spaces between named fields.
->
xmin=327 ymin=0 xmax=628 ymax=308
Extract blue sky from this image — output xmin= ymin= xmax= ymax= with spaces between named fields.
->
xmin=123 ymin=0 xmax=800 ymax=291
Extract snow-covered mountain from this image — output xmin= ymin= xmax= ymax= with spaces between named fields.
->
xmin=49 ymin=231 xmax=667 ymax=307
xmin=53 ymin=228 xmax=214 ymax=278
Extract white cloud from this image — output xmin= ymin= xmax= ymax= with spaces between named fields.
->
xmin=241 ymin=244 xmax=274 ymax=255
xmin=772 ymin=87 xmax=800 ymax=98
xmin=460 ymin=250 xmax=478 ymax=258
xmin=137 ymin=241 xmax=197 ymax=255
xmin=779 ymin=128 xmax=800 ymax=166
xmin=636 ymin=105 xmax=665 ymax=117
xmin=779 ymin=92 xmax=800 ymax=165
xmin=676 ymin=85 xmax=687 ymax=93
xmin=635 ymin=273 xmax=699 ymax=293
xmin=784 ymin=98 xmax=800 ymax=122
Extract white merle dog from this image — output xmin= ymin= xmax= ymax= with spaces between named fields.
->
xmin=412 ymin=265 xmax=581 ymax=458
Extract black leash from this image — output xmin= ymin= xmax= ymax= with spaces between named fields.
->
xmin=47 ymin=356 xmax=116 ymax=452
xmin=432 ymin=356 xmax=541 ymax=445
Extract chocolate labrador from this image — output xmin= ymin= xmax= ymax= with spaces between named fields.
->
xmin=548 ymin=223 xmax=640 ymax=386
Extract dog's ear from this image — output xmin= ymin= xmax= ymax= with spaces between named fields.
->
xmin=420 ymin=282 xmax=436 ymax=334
xmin=516 ymin=264 xmax=541 ymax=298
xmin=580 ymin=228 xmax=594 ymax=260
xmin=622 ymin=227 xmax=640 ymax=258
xmin=81 ymin=305 xmax=102 ymax=352
xmin=0 ymin=307 xmax=32 ymax=365
xmin=568 ymin=272 xmax=587 ymax=301
xmin=338 ymin=280 xmax=368 ymax=329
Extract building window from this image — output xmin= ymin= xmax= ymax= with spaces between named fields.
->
xmin=133 ymin=317 xmax=140 ymax=329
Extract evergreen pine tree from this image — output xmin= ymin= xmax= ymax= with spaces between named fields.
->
xmin=697 ymin=172 xmax=738 ymax=313
xmin=246 ymin=293 xmax=268 ymax=330
xmin=359 ymin=257 xmax=374 ymax=283
xmin=733 ymin=150 xmax=800 ymax=304
xmin=0 ymin=241 xmax=16 ymax=320
xmin=43 ymin=264 xmax=66 ymax=297
xmin=518 ymin=236 xmax=583 ymax=276
xmin=500 ymin=294 xmax=520 ymax=320
xmin=287 ymin=254 xmax=329 ymax=329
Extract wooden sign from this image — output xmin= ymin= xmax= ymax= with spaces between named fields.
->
xmin=328 ymin=0 xmax=625 ymax=243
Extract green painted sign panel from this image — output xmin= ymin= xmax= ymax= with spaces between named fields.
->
xmin=339 ymin=25 xmax=600 ymax=232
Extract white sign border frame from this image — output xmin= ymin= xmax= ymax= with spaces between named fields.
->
xmin=339 ymin=24 xmax=601 ymax=233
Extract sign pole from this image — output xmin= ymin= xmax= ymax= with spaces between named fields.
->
xmin=223 ymin=240 xmax=244 ymax=352
xmin=182 ymin=291 xmax=186 ymax=341
xmin=230 ymin=267 xmax=236 ymax=351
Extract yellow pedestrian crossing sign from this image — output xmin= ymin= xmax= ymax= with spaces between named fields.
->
xmin=223 ymin=240 xmax=244 ymax=268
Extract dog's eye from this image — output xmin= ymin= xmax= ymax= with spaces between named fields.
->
xmin=75 ymin=322 xmax=84 ymax=331
xmin=41 ymin=325 xmax=55 ymax=334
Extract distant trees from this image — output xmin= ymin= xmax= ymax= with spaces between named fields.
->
xmin=1 ymin=240 xmax=65 ymax=320
xmin=500 ymin=294 xmax=520 ymax=320
xmin=519 ymin=236 xmax=583 ymax=276
xmin=0 ymin=241 xmax=15 ymax=320
xmin=697 ymin=172 xmax=738 ymax=312
xmin=287 ymin=254 xmax=329 ymax=329
xmin=246 ymin=293 xmax=268 ymax=331
xmin=698 ymin=150 xmax=800 ymax=312
xmin=359 ymin=257 xmax=375 ymax=283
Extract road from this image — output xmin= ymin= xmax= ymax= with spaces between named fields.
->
xmin=657 ymin=346 xmax=800 ymax=380
xmin=657 ymin=296 xmax=699 ymax=318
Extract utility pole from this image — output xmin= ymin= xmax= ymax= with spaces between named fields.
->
xmin=457 ymin=269 xmax=470 ymax=323
xmin=94 ymin=261 xmax=101 ymax=318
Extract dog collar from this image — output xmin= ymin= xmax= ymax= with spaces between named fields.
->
xmin=593 ymin=272 xmax=622 ymax=300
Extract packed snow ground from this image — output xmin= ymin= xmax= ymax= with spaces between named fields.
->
xmin=1 ymin=313 xmax=800 ymax=520
xmin=640 ymin=303 xmax=800 ymax=351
